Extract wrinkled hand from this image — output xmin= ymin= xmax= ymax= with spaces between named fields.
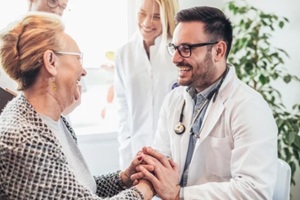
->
xmin=121 ymin=152 xmax=154 ymax=188
xmin=133 ymin=147 xmax=181 ymax=200
xmin=121 ymin=152 xmax=156 ymax=199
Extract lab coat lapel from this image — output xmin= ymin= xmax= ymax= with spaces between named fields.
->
xmin=198 ymin=96 xmax=225 ymax=143
xmin=197 ymin=66 xmax=234 ymax=143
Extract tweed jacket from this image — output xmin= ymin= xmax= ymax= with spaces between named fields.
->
xmin=0 ymin=94 xmax=143 ymax=199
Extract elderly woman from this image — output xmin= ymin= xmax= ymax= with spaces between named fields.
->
xmin=0 ymin=12 xmax=154 ymax=199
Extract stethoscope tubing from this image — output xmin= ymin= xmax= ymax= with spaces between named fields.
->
xmin=173 ymin=67 xmax=229 ymax=135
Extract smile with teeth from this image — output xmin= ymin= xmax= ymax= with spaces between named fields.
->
xmin=178 ymin=67 xmax=192 ymax=72
xmin=142 ymin=27 xmax=154 ymax=33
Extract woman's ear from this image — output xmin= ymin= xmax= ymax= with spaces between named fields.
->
xmin=43 ymin=50 xmax=58 ymax=76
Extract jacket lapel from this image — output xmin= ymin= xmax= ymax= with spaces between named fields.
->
xmin=198 ymin=96 xmax=225 ymax=143
xmin=197 ymin=66 xmax=234 ymax=143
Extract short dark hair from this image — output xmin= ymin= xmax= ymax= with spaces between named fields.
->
xmin=175 ymin=6 xmax=233 ymax=58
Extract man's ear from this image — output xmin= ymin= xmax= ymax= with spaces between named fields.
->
xmin=43 ymin=50 xmax=58 ymax=77
xmin=214 ymin=41 xmax=227 ymax=62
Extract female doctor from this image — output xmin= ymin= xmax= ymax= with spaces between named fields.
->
xmin=114 ymin=0 xmax=179 ymax=169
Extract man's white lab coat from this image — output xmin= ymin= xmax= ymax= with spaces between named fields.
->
xmin=153 ymin=66 xmax=278 ymax=199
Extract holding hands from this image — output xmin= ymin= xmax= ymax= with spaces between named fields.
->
xmin=126 ymin=147 xmax=181 ymax=200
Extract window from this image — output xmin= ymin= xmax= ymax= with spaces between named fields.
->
xmin=64 ymin=1 xmax=130 ymax=135
xmin=0 ymin=0 xmax=131 ymax=135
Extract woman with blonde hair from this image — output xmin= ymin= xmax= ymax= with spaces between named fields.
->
xmin=115 ymin=0 xmax=180 ymax=170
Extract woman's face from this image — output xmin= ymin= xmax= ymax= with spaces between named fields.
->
xmin=137 ymin=0 xmax=162 ymax=47
xmin=55 ymin=33 xmax=86 ymax=111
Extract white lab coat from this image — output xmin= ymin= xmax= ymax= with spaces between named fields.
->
xmin=115 ymin=34 xmax=178 ymax=169
xmin=153 ymin=66 xmax=278 ymax=199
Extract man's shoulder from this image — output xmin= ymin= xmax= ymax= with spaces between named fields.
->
xmin=165 ymin=85 xmax=187 ymax=101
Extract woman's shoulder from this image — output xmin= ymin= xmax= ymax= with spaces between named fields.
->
xmin=0 ymin=95 xmax=52 ymax=144
xmin=116 ymin=33 xmax=143 ymax=54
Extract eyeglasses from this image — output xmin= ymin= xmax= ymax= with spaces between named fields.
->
xmin=54 ymin=51 xmax=83 ymax=65
xmin=167 ymin=41 xmax=219 ymax=58
xmin=47 ymin=0 xmax=67 ymax=11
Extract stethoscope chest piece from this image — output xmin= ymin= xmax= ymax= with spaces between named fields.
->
xmin=174 ymin=122 xmax=186 ymax=135
xmin=175 ymin=100 xmax=186 ymax=135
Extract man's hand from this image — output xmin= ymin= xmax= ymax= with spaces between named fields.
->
xmin=133 ymin=147 xmax=181 ymax=200
xmin=121 ymin=151 xmax=155 ymax=188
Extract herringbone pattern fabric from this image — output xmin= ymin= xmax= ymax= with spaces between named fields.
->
xmin=0 ymin=94 xmax=143 ymax=199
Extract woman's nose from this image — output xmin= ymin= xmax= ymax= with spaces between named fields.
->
xmin=142 ymin=15 xmax=153 ymax=26
xmin=82 ymin=68 xmax=87 ymax=77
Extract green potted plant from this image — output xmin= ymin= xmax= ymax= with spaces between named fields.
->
xmin=224 ymin=0 xmax=300 ymax=185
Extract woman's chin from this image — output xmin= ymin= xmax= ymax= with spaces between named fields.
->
xmin=74 ymin=93 xmax=81 ymax=102
xmin=75 ymin=86 xmax=82 ymax=100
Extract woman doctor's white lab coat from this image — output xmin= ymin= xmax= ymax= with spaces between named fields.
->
xmin=115 ymin=34 xmax=177 ymax=169
xmin=153 ymin=66 xmax=278 ymax=199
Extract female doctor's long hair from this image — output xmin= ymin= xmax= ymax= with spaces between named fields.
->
xmin=135 ymin=0 xmax=179 ymax=53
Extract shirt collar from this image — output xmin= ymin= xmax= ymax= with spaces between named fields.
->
xmin=187 ymin=79 xmax=222 ymax=102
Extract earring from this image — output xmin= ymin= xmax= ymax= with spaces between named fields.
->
xmin=51 ymin=77 xmax=57 ymax=91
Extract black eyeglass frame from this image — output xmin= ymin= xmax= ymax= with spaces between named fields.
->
xmin=167 ymin=41 xmax=219 ymax=58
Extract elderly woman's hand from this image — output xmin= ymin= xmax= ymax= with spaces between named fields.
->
xmin=120 ymin=150 xmax=154 ymax=188
xmin=133 ymin=147 xmax=181 ymax=200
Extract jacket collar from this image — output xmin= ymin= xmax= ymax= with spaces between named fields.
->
xmin=182 ymin=64 xmax=236 ymax=142
xmin=10 ymin=94 xmax=77 ymax=143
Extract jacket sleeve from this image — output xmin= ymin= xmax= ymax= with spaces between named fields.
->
xmin=0 ymin=128 xmax=143 ymax=199
xmin=94 ymin=171 xmax=143 ymax=199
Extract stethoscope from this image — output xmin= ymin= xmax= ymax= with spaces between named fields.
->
xmin=174 ymin=67 xmax=229 ymax=135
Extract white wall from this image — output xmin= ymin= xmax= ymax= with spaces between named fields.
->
xmin=77 ymin=132 xmax=119 ymax=175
